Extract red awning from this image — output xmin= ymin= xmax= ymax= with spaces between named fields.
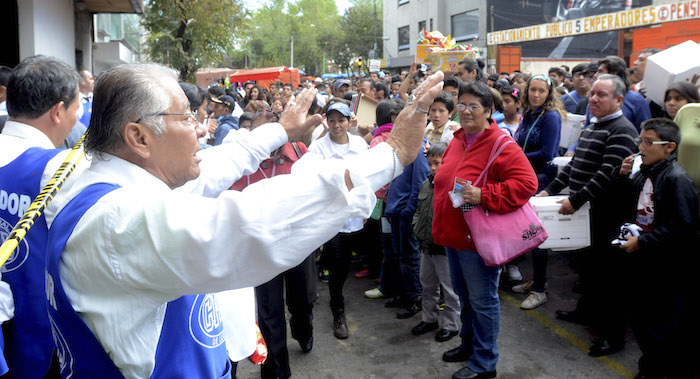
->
xmin=229 ymin=67 xmax=301 ymax=91
xmin=228 ymin=67 xmax=291 ymax=82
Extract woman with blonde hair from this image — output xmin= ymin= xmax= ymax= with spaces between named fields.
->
xmin=511 ymin=74 xmax=565 ymax=310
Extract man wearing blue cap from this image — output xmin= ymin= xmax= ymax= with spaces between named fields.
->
xmin=211 ymin=95 xmax=239 ymax=145
xmin=332 ymin=80 xmax=350 ymax=100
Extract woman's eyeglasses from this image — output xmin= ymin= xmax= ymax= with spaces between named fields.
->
xmin=456 ymin=104 xmax=483 ymax=112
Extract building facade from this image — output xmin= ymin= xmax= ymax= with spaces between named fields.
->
xmin=1 ymin=0 xmax=143 ymax=71
xmin=382 ymin=0 xmax=487 ymax=70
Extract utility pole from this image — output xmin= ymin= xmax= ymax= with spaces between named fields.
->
xmin=290 ymin=34 xmax=294 ymax=68
xmin=372 ymin=0 xmax=378 ymax=57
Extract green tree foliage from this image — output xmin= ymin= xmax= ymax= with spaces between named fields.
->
xmin=341 ymin=0 xmax=383 ymax=63
xmin=142 ymin=0 xmax=245 ymax=81
xmin=242 ymin=0 xmax=382 ymax=76
xmin=244 ymin=0 xmax=339 ymax=76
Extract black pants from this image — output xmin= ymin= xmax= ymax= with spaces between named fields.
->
xmin=325 ymin=231 xmax=363 ymax=311
xmin=531 ymin=248 xmax=548 ymax=292
xmin=359 ymin=218 xmax=383 ymax=277
xmin=256 ymin=254 xmax=316 ymax=379
xmin=575 ymin=203 xmax=627 ymax=343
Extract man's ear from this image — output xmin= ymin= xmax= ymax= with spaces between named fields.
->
xmin=615 ymin=94 xmax=625 ymax=108
xmin=123 ymin=122 xmax=155 ymax=159
xmin=665 ymin=141 xmax=678 ymax=155
xmin=48 ymin=101 xmax=66 ymax=125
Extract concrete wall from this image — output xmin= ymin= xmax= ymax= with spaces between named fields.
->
xmin=75 ymin=7 xmax=93 ymax=71
xmin=521 ymin=59 xmax=594 ymax=76
xmin=18 ymin=0 xmax=77 ymax=67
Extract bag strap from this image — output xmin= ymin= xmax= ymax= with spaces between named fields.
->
xmin=291 ymin=141 xmax=303 ymax=159
xmin=474 ymin=134 xmax=515 ymax=187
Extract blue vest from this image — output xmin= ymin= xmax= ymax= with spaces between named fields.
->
xmin=45 ymin=183 xmax=231 ymax=378
xmin=79 ymin=97 xmax=92 ymax=128
xmin=0 ymin=330 xmax=8 ymax=375
xmin=0 ymin=147 xmax=62 ymax=377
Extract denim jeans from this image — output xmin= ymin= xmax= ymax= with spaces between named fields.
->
xmin=388 ymin=214 xmax=422 ymax=301
xmin=446 ymin=247 xmax=501 ymax=373
xmin=378 ymin=217 xmax=401 ymax=297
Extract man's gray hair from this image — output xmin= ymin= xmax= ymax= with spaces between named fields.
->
xmin=596 ymin=74 xmax=626 ymax=98
xmin=86 ymin=63 xmax=179 ymax=155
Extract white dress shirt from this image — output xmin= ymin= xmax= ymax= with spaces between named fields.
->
xmin=306 ymin=132 xmax=369 ymax=233
xmin=46 ymin=122 xmax=402 ymax=378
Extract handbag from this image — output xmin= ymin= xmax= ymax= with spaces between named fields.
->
xmin=462 ymin=134 xmax=548 ymax=267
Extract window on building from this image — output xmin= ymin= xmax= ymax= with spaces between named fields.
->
xmin=398 ymin=25 xmax=410 ymax=51
xmin=398 ymin=0 xmax=409 ymax=5
xmin=418 ymin=20 xmax=426 ymax=33
xmin=452 ymin=9 xmax=479 ymax=42
xmin=430 ymin=18 xmax=433 ymax=32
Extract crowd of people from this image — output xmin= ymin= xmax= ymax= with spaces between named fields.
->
xmin=0 ymin=46 xmax=697 ymax=379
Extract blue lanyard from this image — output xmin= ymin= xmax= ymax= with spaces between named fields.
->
xmin=521 ymin=110 xmax=544 ymax=152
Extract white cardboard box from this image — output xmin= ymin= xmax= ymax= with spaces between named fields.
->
xmin=551 ymin=156 xmax=572 ymax=195
xmin=643 ymin=40 xmax=700 ymax=107
xmin=560 ymin=113 xmax=586 ymax=149
xmin=530 ymin=195 xmax=590 ymax=251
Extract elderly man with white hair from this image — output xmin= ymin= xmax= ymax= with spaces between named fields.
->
xmin=44 ymin=62 xmax=444 ymax=378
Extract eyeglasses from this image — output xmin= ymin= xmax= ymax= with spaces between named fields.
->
xmin=636 ymin=138 xmax=669 ymax=147
xmin=134 ymin=111 xmax=198 ymax=125
xmin=456 ymin=103 xmax=483 ymax=112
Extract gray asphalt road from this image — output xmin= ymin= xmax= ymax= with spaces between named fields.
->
xmin=237 ymin=252 xmax=639 ymax=379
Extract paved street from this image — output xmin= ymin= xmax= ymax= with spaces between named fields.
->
xmin=237 ymin=251 xmax=640 ymax=379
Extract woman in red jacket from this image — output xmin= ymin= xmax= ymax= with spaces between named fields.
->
xmin=433 ymin=81 xmax=537 ymax=379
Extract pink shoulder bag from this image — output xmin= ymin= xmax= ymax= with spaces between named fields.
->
xmin=462 ymin=134 xmax=548 ymax=267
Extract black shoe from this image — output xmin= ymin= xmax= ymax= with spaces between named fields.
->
xmin=442 ymin=346 xmax=472 ymax=362
xmin=385 ymin=296 xmax=405 ymax=308
xmin=555 ymin=309 xmax=588 ymax=325
xmin=452 ymin=366 xmax=496 ymax=379
xmin=298 ymin=336 xmax=313 ymax=353
xmin=435 ymin=329 xmax=459 ymax=342
xmin=411 ymin=321 xmax=438 ymax=335
xmin=397 ymin=300 xmax=421 ymax=319
xmin=588 ymin=338 xmax=623 ymax=357
xmin=332 ymin=309 xmax=349 ymax=339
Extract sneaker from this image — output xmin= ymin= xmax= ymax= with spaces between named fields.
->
xmin=354 ymin=269 xmax=370 ymax=279
xmin=520 ymin=291 xmax=547 ymax=310
xmin=333 ymin=309 xmax=349 ymax=339
xmin=512 ymin=280 xmax=533 ymax=294
xmin=397 ymin=298 xmax=421 ymax=319
xmin=507 ymin=265 xmax=522 ymax=281
xmin=364 ymin=287 xmax=385 ymax=299
xmin=319 ymin=269 xmax=330 ymax=284
xmin=385 ymin=296 xmax=405 ymax=308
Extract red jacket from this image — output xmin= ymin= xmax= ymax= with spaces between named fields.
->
xmin=230 ymin=142 xmax=308 ymax=190
xmin=432 ymin=121 xmax=538 ymax=252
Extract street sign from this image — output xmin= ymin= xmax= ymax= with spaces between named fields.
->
xmin=369 ymin=59 xmax=381 ymax=72
xmin=488 ymin=0 xmax=700 ymax=45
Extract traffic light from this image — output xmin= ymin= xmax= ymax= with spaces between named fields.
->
xmin=358 ymin=58 xmax=362 ymax=67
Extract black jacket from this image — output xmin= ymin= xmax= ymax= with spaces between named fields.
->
xmin=615 ymin=156 xmax=698 ymax=278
